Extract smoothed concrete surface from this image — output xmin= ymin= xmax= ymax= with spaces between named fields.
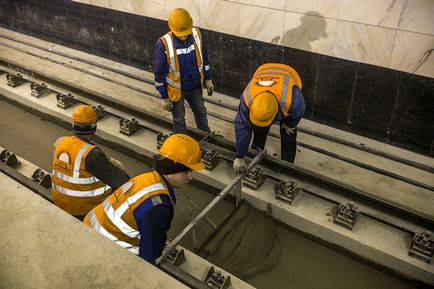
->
xmin=0 ymin=172 xmax=188 ymax=289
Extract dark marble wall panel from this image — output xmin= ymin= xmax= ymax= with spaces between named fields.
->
xmin=349 ymin=64 xmax=403 ymax=140
xmin=203 ymin=30 xmax=222 ymax=92
xmin=313 ymin=55 xmax=358 ymax=128
xmin=221 ymin=70 xmax=250 ymax=98
xmin=104 ymin=8 xmax=129 ymax=62
xmin=63 ymin=0 xmax=86 ymax=49
xmin=1 ymin=0 xmax=433 ymax=155
xmin=120 ymin=12 xmax=148 ymax=69
xmin=283 ymin=47 xmax=319 ymax=118
xmin=388 ymin=74 xmax=434 ymax=155
xmin=248 ymin=41 xmax=284 ymax=76
xmin=220 ymin=34 xmax=251 ymax=97
xmin=82 ymin=4 xmax=109 ymax=57
xmin=221 ymin=34 xmax=251 ymax=75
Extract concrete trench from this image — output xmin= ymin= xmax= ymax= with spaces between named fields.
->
xmin=0 ymin=99 xmax=424 ymax=289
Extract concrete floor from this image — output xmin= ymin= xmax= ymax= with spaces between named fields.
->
xmin=0 ymin=172 xmax=188 ymax=289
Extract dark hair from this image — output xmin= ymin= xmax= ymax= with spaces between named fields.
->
xmin=72 ymin=122 xmax=97 ymax=135
xmin=156 ymin=157 xmax=191 ymax=175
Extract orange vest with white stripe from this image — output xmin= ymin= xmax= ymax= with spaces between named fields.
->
xmin=83 ymin=171 xmax=173 ymax=255
xmin=51 ymin=136 xmax=112 ymax=216
xmin=160 ymin=27 xmax=204 ymax=102
xmin=243 ymin=63 xmax=303 ymax=117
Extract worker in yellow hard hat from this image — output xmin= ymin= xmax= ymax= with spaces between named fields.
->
xmin=84 ymin=134 xmax=204 ymax=265
xmin=233 ymin=63 xmax=305 ymax=173
xmin=51 ymin=105 xmax=130 ymax=220
xmin=154 ymin=8 xmax=214 ymax=133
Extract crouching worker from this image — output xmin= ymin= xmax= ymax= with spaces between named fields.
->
xmin=51 ymin=105 xmax=130 ymax=220
xmin=233 ymin=63 xmax=305 ymax=173
xmin=84 ymin=134 xmax=205 ymax=265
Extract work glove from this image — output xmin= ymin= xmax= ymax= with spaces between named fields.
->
xmin=233 ymin=158 xmax=247 ymax=174
xmin=205 ymin=79 xmax=214 ymax=96
xmin=162 ymin=99 xmax=172 ymax=111
xmin=281 ymin=122 xmax=296 ymax=135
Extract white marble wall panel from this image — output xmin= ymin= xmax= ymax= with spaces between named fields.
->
xmin=106 ymin=0 xmax=165 ymax=19
xmin=333 ymin=21 xmax=396 ymax=67
xmin=390 ymin=31 xmax=434 ymax=78
xmin=73 ymin=0 xmax=110 ymax=8
xmin=240 ymin=6 xmax=285 ymax=43
xmin=200 ymin=0 xmax=241 ymax=36
xmin=285 ymin=0 xmax=339 ymax=19
xmin=398 ymin=0 xmax=434 ymax=35
xmin=281 ymin=12 xmax=336 ymax=55
xmin=227 ymin=0 xmax=286 ymax=10
xmin=72 ymin=0 xmax=434 ymax=77
xmin=164 ymin=0 xmax=201 ymax=26
xmin=106 ymin=0 xmax=133 ymax=14
xmin=338 ymin=0 xmax=403 ymax=28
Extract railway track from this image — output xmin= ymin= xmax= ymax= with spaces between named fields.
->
xmin=0 ymin=35 xmax=433 ymax=286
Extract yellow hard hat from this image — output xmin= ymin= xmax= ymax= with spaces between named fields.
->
xmin=71 ymin=105 xmax=97 ymax=135
xmin=168 ymin=8 xmax=193 ymax=37
xmin=72 ymin=105 xmax=97 ymax=123
xmin=159 ymin=134 xmax=205 ymax=170
xmin=249 ymin=92 xmax=278 ymax=127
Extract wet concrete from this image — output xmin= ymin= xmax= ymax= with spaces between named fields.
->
xmin=0 ymin=99 xmax=418 ymax=289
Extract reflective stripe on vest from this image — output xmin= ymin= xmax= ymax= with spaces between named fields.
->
xmin=87 ymin=174 xmax=169 ymax=255
xmin=52 ymin=139 xmax=110 ymax=197
xmin=52 ymin=183 xmax=109 ymax=197
xmin=191 ymin=27 xmax=203 ymax=74
xmin=87 ymin=209 xmax=139 ymax=255
xmin=51 ymin=136 xmax=113 ymax=216
xmin=244 ymin=71 xmax=291 ymax=111
xmin=163 ymin=34 xmax=177 ymax=75
xmin=243 ymin=64 xmax=300 ymax=117
xmin=52 ymin=170 xmax=100 ymax=185
xmin=101 ymin=183 xmax=165 ymax=239
xmin=161 ymin=28 xmax=204 ymax=102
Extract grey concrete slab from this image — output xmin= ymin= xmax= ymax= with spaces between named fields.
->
xmin=0 ymin=44 xmax=432 ymax=220
xmin=0 ymin=172 xmax=188 ymax=289
xmin=1 ymin=80 xmax=433 ymax=286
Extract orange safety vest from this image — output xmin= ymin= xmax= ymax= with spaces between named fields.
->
xmin=243 ymin=63 xmax=303 ymax=117
xmin=84 ymin=171 xmax=173 ymax=255
xmin=51 ymin=136 xmax=112 ymax=216
xmin=160 ymin=27 xmax=205 ymax=102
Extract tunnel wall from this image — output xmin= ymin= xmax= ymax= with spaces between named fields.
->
xmin=0 ymin=0 xmax=433 ymax=156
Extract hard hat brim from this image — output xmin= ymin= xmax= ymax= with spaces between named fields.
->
xmin=171 ymin=27 xmax=192 ymax=37
xmin=186 ymin=160 xmax=205 ymax=171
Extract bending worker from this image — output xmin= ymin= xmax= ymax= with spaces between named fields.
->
xmin=51 ymin=105 xmax=130 ymax=220
xmin=84 ymin=134 xmax=204 ymax=265
xmin=154 ymin=7 xmax=214 ymax=133
xmin=233 ymin=63 xmax=305 ymax=173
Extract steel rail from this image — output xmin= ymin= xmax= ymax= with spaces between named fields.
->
xmin=0 ymin=57 xmax=432 ymax=228
xmin=1 ymin=40 xmax=431 ymax=192
xmin=1 ymin=34 xmax=432 ymax=173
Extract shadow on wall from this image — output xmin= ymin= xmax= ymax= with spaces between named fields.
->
xmin=271 ymin=11 xmax=327 ymax=52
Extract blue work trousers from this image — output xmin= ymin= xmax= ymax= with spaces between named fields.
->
xmin=251 ymin=124 xmax=297 ymax=163
xmin=171 ymin=87 xmax=210 ymax=133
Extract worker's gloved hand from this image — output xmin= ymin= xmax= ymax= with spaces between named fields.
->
xmin=162 ymin=99 xmax=172 ymax=111
xmin=205 ymin=79 xmax=214 ymax=96
xmin=281 ymin=122 xmax=296 ymax=135
xmin=233 ymin=158 xmax=247 ymax=174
